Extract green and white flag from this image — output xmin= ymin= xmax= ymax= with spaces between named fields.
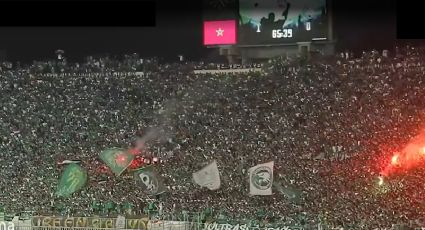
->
xmin=193 ymin=160 xmax=221 ymax=190
xmin=56 ymin=163 xmax=87 ymax=197
xmin=100 ymin=147 xmax=134 ymax=176
xmin=133 ymin=166 xmax=166 ymax=196
xmin=249 ymin=161 xmax=274 ymax=196
xmin=273 ymin=181 xmax=302 ymax=203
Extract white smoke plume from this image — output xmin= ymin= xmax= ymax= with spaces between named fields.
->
xmin=132 ymin=79 xmax=213 ymax=156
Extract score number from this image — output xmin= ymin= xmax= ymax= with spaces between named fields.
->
xmin=272 ymin=29 xmax=292 ymax=38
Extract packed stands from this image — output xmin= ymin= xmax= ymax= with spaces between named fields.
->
xmin=1 ymin=46 xmax=425 ymax=229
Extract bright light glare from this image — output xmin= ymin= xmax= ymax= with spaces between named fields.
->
xmin=378 ymin=176 xmax=384 ymax=186
xmin=391 ymin=154 xmax=399 ymax=165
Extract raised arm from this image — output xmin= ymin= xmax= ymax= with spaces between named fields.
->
xmin=281 ymin=2 xmax=290 ymax=19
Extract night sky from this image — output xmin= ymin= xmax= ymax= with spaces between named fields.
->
xmin=0 ymin=0 xmax=396 ymax=63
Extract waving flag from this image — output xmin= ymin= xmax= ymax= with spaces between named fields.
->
xmin=249 ymin=161 xmax=274 ymax=195
xmin=133 ymin=166 xmax=166 ymax=196
xmin=203 ymin=20 xmax=237 ymax=45
xmin=193 ymin=160 xmax=221 ymax=190
xmin=273 ymin=181 xmax=302 ymax=203
xmin=57 ymin=160 xmax=81 ymax=165
xmin=56 ymin=163 xmax=87 ymax=197
xmin=100 ymin=147 xmax=134 ymax=176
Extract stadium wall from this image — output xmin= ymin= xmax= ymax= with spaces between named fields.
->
xmin=220 ymin=41 xmax=335 ymax=64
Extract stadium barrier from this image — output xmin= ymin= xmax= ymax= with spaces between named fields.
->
xmin=29 ymin=216 xmax=148 ymax=230
xmin=193 ymin=68 xmax=262 ymax=74
xmin=8 ymin=217 xmax=315 ymax=230
xmin=38 ymin=72 xmax=145 ymax=77
xmin=13 ymin=225 xmax=310 ymax=230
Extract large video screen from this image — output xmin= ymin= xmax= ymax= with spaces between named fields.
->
xmin=238 ymin=0 xmax=328 ymax=45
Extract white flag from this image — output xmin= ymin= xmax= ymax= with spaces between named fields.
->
xmin=249 ymin=161 xmax=274 ymax=195
xmin=192 ymin=160 xmax=221 ymax=190
xmin=57 ymin=160 xmax=81 ymax=165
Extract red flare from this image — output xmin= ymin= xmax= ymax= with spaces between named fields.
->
xmin=381 ymin=128 xmax=425 ymax=177
xmin=128 ymin=148 xmax=141 ymax=155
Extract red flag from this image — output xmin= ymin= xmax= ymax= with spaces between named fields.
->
xmin=203 ymin=20 xmax=237 ymax=45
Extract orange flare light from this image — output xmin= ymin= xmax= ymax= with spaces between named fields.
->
xmin=391 ymin=154 xmax=399 ymax=165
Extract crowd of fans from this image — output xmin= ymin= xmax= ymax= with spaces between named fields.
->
xmin=1 ymin=46 xmax=425 ymax=229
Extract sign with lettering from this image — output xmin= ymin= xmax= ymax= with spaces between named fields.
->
xmin=40 ymin=72 xmax=142 ymax=77
xmin=0 ymin=221 xmax=14 ymax=230
xmin=148 ymin=221 xmax=192 ymax=230
xmin=31 ymin=216 xmax=149 ymax=229
xmin=203 ymin=223 xmax=305 ymax=230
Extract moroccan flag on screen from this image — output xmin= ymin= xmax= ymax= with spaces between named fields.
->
xmin=203 ymin=20 xmax=237 ymax=45
xmin=100 ymin=147 xmax=134 ymax=176
xmin=56 ymin=163 xmax=87 ymax=197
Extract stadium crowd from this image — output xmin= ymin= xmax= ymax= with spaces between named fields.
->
xmin=1 ymin=46 xmax=425 ymax=229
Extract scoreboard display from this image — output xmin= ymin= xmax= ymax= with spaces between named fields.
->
xmin=238 ymin=0 xmax=328 ymax=45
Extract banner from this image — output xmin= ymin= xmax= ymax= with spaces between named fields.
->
xmin=100 ymin=147 xmax=134 ymax=176
xmin=249 ymin=161 xmax=274 ymax=196
xmin=55 ymin=163 xmax=87 ymax=197
xmin=193 ymin=160 xmax=221 ymax=190
xmin=31 ymin=216 xmax=148 ymax=230
xmin=203 ymin=223 xmax=305 ymax=230
xmin=193 ymin=69 xmax=262 ymax=74
xmin=40 ymin=72 xmax=141 ymax=77
xmin=148 ymin=220 xmax=192 ymax=230
xmin=0 ymin=221 xmax=14 ymax=230
xmin=133 ymin=166 xmax=166 ymax=196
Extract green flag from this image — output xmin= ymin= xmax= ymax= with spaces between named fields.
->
xmin=273 ymin=181 xmax=302 ymax=203
xmin=133 ymin=166 xmax=166 ymax=196
xmin=55 ymin=203 xmax=65 ymax=212
xmin=256 ymin=209 xmax=266 ymax=218
xmin=148 ymin=203 xmax=157 ymax=210
xmin=122 ymin=202 xmax=133 ymax=214
xmin=105 ymin=201 xmax=116 ymax=210
xmin=56 ymin=163 xmax=87 ymax=197
xmin=91 ymin=201 xmax=101 ymax=211
xmin=123 ymin=202 xmax=133 ymax=210
xmin=100 ymin=147 xmax=134 ymax=176
xmin=203 ymin=207 xmax=212 ymax=217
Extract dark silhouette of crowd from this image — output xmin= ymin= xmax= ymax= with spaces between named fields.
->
xmin=1 ymin=46 xmax=425 ymax=229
